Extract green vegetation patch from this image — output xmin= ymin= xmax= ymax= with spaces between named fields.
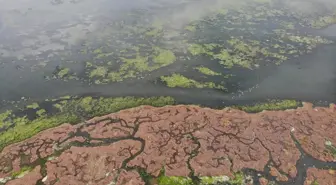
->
xmin=11 ymin=166 xmax=33 ymax=178
xmin=0 ymin=110 xmax=12 ymax=128
xmin=229 ymin=172 xmax=244 ymax=185
xmin=157 ymin=173 xmax=242 ymax=185
xmin=26 ymin=103 xmax=39 ymax=109
xmin=0 ymin=96 xmax=175 ymax=151
xmin=89 ymin=66 xmax=108 ymax=78
xmin=52 ymin=66 xmax=78 ymax=81
xmin=233 ymin=100 xmax=301 ymax=113
xmin=152 ymin=47 xmax=176 ymax=66
xmin=200 ymin=176 xmax=230 ymax=185
xmin=325 ymin=140 xmax=336 ymax=158
xmin=158 ymin=176 xmax=192 ymax=185
xmin=310 ymin=15 xmax=336 ymax=29
xmin=160 ymin=74 xmax=225 ymax=90
xmin=56 ymin=67 xmax=70 ymax=78
xmin=187 ymin=44 xmax=218 ymax=56
xmin=215 ymin=49 xmax=252 ymax=69
xmin=84 ymin=46 xmax=177 ymax=83
xmin=36 ymin=109 xmax=46 ymax=117
xmin=195 ymin=66 xmax=221 ymax=76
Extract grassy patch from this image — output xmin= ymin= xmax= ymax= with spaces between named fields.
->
xmin=0 ymin=96 xmax=175 ymax=151
xmin=229 ymin=172 xmax=244 ymax=185
xmin=0 ymin=110 xmax=12 ymax=128
xmin=11 ymin=166 xmax=33 ymax=178
xmin=160 ymin=74 xmax=225 ymax=90
xmin=156 ymin=175 xmax=239 ymax=185
xmin=233 ymin=100 xmax=300 ymax=113
xmin=158 ymin=176 xmax=192 ymax=185
xmin=200 ymin=176 xmax=230 ymax=185
xmin=325 ymin=140 xmax=336 ymax=158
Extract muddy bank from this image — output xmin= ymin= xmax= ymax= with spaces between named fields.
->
xmin=0 ymin=102 xmax=335 ymax=185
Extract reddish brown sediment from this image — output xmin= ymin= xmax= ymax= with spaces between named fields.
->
xmin=304 ymin=168 xmax=336 ymax=185
xmin=258 ymin=178 xmax=268 ymax=185
xmin=6 ymin=166 xmax=41 ymax=185
xmin=0 ymin=103 xmax=335 ymax=184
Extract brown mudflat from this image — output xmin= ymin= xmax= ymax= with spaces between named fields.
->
xmin=0 ymin=103 xmax=335 ymax=185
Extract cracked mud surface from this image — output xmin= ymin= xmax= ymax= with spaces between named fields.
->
xmin=0 ymin=102 xmax=336 ymax=185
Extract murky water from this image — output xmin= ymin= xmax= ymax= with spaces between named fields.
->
xmin=234 ymin=43 xmax=336 ymax=104
xmin=0 ymin=0 xmax=336 ymax=109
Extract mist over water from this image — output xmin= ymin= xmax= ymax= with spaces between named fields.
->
xmin=0 ymin=0 xmax=336 ymax=108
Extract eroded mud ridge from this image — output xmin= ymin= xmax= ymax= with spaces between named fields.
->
xmin=0 ymin=103 xmax=335 ymax=185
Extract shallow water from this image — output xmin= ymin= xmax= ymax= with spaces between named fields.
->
xmin=0 ymin=0 xmax=336 ymax=109
xmin=234 ymin=43 xmax=336 ymax=104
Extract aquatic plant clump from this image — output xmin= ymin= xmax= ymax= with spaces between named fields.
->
xmin=160 ymin=74 xmax=225 ymax=90
xmin=89 ymin=66 xmax=108 ymax=78
xmin=195 ymin=66 xmax=221 ymax=76
xmin=82 ymin=46 xmax=177 ymax=84
xmin=233 ymin=100 xmax=301 ymax=113
xmin=0 ymin=111 xmax=12 ymax=129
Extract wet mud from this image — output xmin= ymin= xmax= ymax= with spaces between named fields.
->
xmin=0 ymin=103 xmax=335 ymax=185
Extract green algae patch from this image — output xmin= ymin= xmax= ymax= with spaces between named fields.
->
xmin=153 ymin=48 xmax=176 ymax=66
xmin=145 ymin=27 xmax=163 ymax=37
xmin=89 ymin=66 xmax=108 ymax=78
xmin=26 ymin=103 xmax=39 ymax=109
xmin=185 ymin=23 xmax=197 ymax=32
xmin=107 ymin=72 xmax=123 ymax=82
xmin=156 ymin=175 xmax=233 ymax=185
xmin=158 ymin=176 xmax=192 ymax=185
xmin=93 ymin=48 xmax=103 ymax=54
xmin=195 ymin=66 xmax=221 ymax=76
xmin=160 ymin=74 xmax=225 ymax=90
xmin=85 ymin=47 xmax=177 ymax=83
xmin=310 ymin=15 xmax=336 ymax=29
xmin=56 ymin=68 xmax=70 ymax=78
xmin=11 ymin=166 xmax=33 ymax=178
xmin=233 ymin=100 xmax=301 ymax=113
xmin=121 ymin=55 xmax=149 ymax=73
xmin=200 ymin=176 xmax=230 ymax=185
xmin=36 ymin=109 xmax=46 ymax=117
xmin=0 ymin=111 xmax=13 ymax=129
xmin=229 ymin=172 xmax=244 ymax=185
xmin=325 ymin=140 xmax=336 ymax=158
xmin=0 ymin=96 xmax=175 ymax=152
xmin=187 ymin=44 xmax=217 ymax=56
xmin=215 ymin=49 xmax=252 ymax=69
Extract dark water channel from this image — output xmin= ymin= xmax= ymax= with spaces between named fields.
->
xmin=0 ymin=0 xmax=335 ymax=109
